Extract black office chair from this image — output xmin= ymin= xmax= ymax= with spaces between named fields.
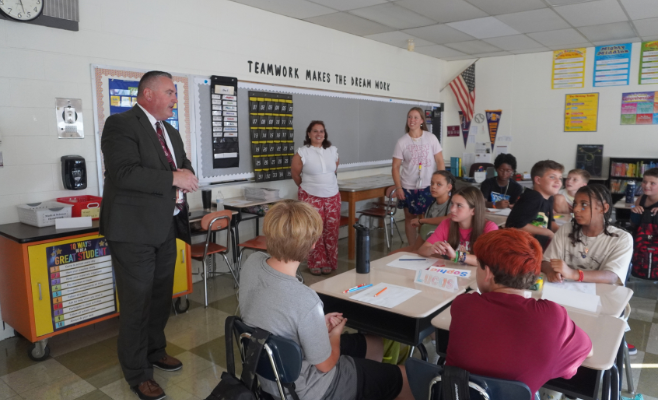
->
xmin=230 ymin=317 xmax=303 ymax=400
xmin=405 ymin=358 xmax=534 ymax=400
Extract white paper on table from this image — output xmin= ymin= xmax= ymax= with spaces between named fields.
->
xmin=543 ymin=281 xmax=596 ymax=295
xmin=350 ymin=283 xmax=421 ymax=309
xmin=486 ymin=208 xmax=511 ymax=216
xmin=387 ymin=257 xmax=437 ymax=271
xmin=541 ymin=283 xmax=600 ymax=312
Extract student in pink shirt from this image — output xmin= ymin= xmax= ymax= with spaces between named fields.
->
xmin=418 ymin=186 xmax=498 ymax=266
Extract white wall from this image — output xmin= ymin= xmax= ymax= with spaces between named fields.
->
xmin=0 ymin=0 xmax=447 ymax=225
xmin=441 ymin=43 xmax=658 ymax=176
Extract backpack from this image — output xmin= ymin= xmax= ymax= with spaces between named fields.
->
xmin=631 ymin=210 xmax=658 ymax=280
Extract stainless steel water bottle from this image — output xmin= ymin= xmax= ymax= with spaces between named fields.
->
xmin=354 ymin=224 xmax=370 ymax=274
xmin=626 ymin=180 xmax=636 ymax=204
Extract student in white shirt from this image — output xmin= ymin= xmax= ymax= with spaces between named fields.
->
xmin=542 ymin=184 xmax=633 ymax=285
xmin=291 ymin=121 xmax=340 ymax=275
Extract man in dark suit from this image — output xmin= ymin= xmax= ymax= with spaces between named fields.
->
xmin=100 ymin=71 xmax=198 ymax=400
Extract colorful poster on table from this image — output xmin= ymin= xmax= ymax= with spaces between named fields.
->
xmin=620 ymin=91 xmax=658 ymax=125
xmin=485 ymin=110 xmax=502 ymax=151
xmin=447 ymin=125 xmax=460 ymax=137
xmin=593 ymin=43 xmax=631 ymax=87
xmin=459 ymin=111 xmax=471 ymax=148
xmin=47 ymin=238 xmax=116 ymax=332
xmin=564 ymin=93 xmax=599 ymax=132
xmin=552 ymin=48 xmax=586 ymax=89
xmin=109 ymin=79 xmax=179 ymax=130
xmin=639 ymin=41 xmax=658 ymax=85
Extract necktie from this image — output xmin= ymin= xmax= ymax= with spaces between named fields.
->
xmin=155 ymin=122 xmax=184 ymax=211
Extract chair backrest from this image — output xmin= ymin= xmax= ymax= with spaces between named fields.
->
xmin=200 ymin=210 xmax=232 ymax=231
xmin=233 ymin=319 xmax=303 ymax=385
xmin=405 ymin=358 xmax=532 ymax=400
xmin=469 ymin=163 xmax=495 ymax=177
xmin=385 ymin=186 xmax=399 ymax=211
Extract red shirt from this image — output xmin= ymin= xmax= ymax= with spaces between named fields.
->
xmin=445 ymin=292 xmax=592 ymax=394
xmin=426 ymin=219 xmax=499 ymax=252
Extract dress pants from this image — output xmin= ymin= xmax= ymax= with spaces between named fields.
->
xmin=108 ymin=219 xmax=177 ymax=386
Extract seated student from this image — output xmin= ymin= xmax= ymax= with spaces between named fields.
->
xmin=632 ymin=167 xmax=658 ymax=221
xmin=446 ymin=229 xmax=592 ymax=395
xmin=554 ymin=168 xmax=590 ymax=214
xmin=417 ymin=186 xmax=498 ymax=266
xmin=239 ymin=200 xmax=412 ymax=400
xmin=395 ymin=171 xmax=454 ymax=254
xmin=480 ymin=153 xmax=523 ymax=209
xmin=506 ymin=160 xmax=563 ymax=248
xmin=543 ymin=184 xmax=633 ymax=285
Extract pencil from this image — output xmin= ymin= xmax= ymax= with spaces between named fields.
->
xmin=374 ymin=287 xmax=388 ymax=297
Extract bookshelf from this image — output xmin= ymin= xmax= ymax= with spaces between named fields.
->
xmin=608 ymin=157 xmax=658 ymax=203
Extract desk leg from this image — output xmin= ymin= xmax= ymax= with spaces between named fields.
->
xmin=232 ymin=222 xmax=239 ymax=265
xmin=256 ymin=217 xmax=259 ymax=236
xmin=348 ymin=196 xmax=356 ymax=260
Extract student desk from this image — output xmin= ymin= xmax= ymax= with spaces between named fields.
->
xmin=0 ymin=221 xmax=192 ymax=361
xmin=484 ymin=212 xmax=572 ymax=228
xmin=432 ymin=282 xmax=633 ymax=400
xmin=310 ymin=252 xmax=475 ymax=357
xmin=338 ymin=175 xmax=395 ymax=260
xmin=613 ymin=197 xmax=638 ymax=210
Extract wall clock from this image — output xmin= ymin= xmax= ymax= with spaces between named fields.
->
xmin=0 ymin=0 xmax=43 ymax=22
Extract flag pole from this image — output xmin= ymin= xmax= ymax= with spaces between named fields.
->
xmin=439 ymin=58 xmax=479 ymax=93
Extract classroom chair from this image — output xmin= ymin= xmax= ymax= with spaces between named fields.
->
xmin=190 ymin=210 xmax=238 ymax=307
xmin=237 ymin=235 xmax=267 ymax=275
xmin=230 ymin=317 xmax=303 ymax=400
xmin=357 ymin=186 xmax=404 ymax=251
xmin=405 ymin=358 xmax=533 ymax=400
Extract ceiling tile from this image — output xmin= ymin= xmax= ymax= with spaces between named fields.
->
xmin=528 ymin=28 xmax=588 ymax=46
xmin=308 ymin=0 xmax=387 ymax=12
xmin=415 ymin=45 xmax=468 ymax=58
xmin=365 ymin=31 xmax=435 ymax=48
xmin=349 ymin=3 xmax=436 ymax=30
xmin=634 ymin=17 xmax=658 ymax=37
xmin=591 ymin=37 xmax=640 ymax=46
xmin=471 ymin=51 xmax=513 ymax=57
xmin=445 ymin=40 xmax=502 ymax=54
xmin=231 ymin=0 xmax=336 ymax=19
xmin=403 ymin=24 xmax=476 ymax=44
xmin=495 ymin=9 xmax=571 ymax=33
xmin=620 ymin=0 xmax=658 ymax=20
xmin=579 ymin=21 xmax=637 ymax=42
xmin=447 ymin=17 xmax=520 ymax=39
xmin=545 ymin=0 xmax=600 ymax=5
xmin=393 ymin=0 xmax=488 ymax=23
xmin=553 ymin=0 xmax=629 ymax=27
xmin=304 ymin=12 xmax=396 ymax=36
xmin=464 ymin=0 xmax=546 ymax=16
xmin=547 ymin=42 xmax=592 ymax=50
xmin=509 ymin=47 xmax=551 ymax=54
xmin=483 ymin=34 xmax=544 ymax=50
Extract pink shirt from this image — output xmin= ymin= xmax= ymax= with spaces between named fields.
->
xmin=392 ymin=131 xmax=442 ymax=190
xmin=446 ymin=292 xmax=591 ymax=394
xmin=426 ymin=219 xmax=499 ymax=253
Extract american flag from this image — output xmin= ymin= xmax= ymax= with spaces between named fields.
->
xmin=449 ymin=63 xmax=476 ymax=122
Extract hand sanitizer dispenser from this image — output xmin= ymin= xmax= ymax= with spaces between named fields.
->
xmin=61 ymin=155 xmax=87 ymax=190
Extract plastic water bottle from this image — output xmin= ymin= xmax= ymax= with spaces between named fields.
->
xmin=216 ymin=191 xmax=225 ymax=211
xmin=625 ymin=181 xmax=636 ymax=204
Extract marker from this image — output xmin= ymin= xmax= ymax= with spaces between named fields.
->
xmin=374 ymin=287 xmax=388 ymax=297
xmin=343 ymin=283 xmax=368 ymax=293
xmin=400 ymin=258 xmax=427 ymax=261
xmin=347 ymin=284 xmax=373 ymax=293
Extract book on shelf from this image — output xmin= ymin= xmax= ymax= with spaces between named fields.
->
xmin=450 ymin=157 xmax=463 ymax=178
xmin=611 ymin=161 xmax=657 ymax=178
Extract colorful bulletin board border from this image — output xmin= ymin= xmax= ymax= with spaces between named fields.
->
xmin=92 ymin=65 xmax=193 ymax=195
xmin=552 ymin=48 xmax=586 ymax=89
xmin=639 ymin=41 xmax=658 ymax=85
xmin=620 ymin=91 xmax=658 ymax=125
xmin=593 ymin=43 xmax=631 ymax=87
xmin=564 ymin=93 xmax=599 ymax=132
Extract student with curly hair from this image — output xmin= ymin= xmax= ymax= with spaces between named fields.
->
xmin=480 ymin=153 xmax=523 ymax=209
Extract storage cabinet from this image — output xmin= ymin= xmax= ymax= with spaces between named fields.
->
xmin=0 ymin=222 xmax=191 ymax=360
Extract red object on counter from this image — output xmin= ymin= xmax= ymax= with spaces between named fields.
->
xmin=56 ymin=195 xmax=103 ymax=220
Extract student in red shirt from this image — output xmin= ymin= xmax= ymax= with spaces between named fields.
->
xmin=446 ymin=229 xmax=592 ymax=395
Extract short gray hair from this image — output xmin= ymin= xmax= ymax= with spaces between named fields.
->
xmin=137 ymin=71 xmax=173 ymax=97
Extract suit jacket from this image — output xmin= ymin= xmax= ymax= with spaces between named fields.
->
xmin=100 ymin=105 xmax=193 ymax=246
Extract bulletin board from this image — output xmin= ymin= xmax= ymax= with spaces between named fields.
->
xmin=91 ymin=65 xmax=195 ymax=194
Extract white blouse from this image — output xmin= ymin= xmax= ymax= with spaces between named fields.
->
xmin=298 ymin=145 xmax=339 ymax=198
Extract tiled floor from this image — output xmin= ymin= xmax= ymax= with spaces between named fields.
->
xmin=0 ymin=225 xmax=657 ymax=399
